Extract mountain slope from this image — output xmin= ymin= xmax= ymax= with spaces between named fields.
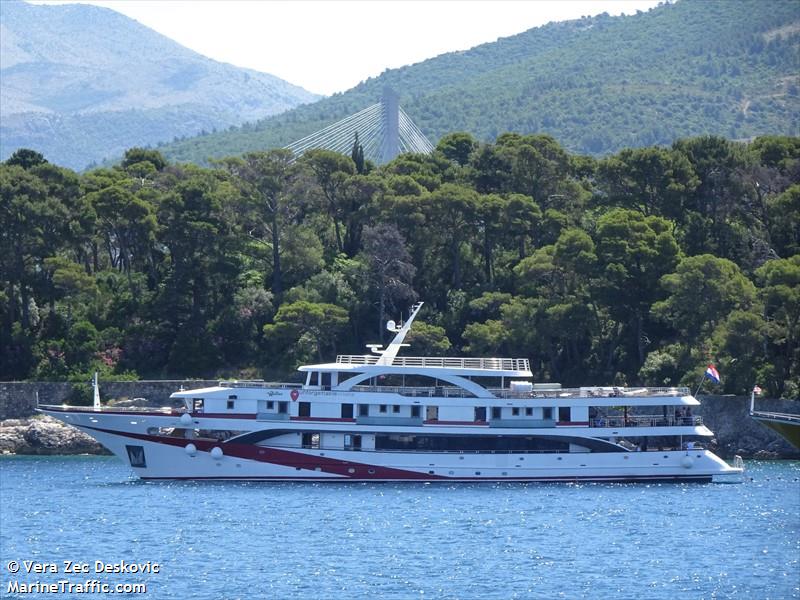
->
xmin=0 ymin=1 xmax=319 ymax=169
xmin=156 ymin=0 xmax=799 ymax=164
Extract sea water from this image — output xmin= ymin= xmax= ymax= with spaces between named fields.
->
xmin=0 ymin=456 xmax=797 ymax=599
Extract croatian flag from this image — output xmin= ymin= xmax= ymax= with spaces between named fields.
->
xmin=705 ymin=364 xmax=720 ymax=384
xmin=753 ymin=385 xmax=762 ymax=395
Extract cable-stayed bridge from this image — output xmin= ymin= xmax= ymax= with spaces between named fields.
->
xmin=285 ymin=87 xmax=434 ymax=164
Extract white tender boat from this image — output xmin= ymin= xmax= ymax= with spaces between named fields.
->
xmin=40 ymin=302 xmax=744 ymax=483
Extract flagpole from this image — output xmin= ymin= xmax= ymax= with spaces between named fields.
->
xmin=693 ymin=370 xmax=706 ymax=398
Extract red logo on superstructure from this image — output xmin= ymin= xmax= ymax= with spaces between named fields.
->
xmin=290 ymin=389 xmax=299 ymax=401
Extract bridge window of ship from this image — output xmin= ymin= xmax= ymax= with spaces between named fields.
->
xmin=192 ymin=398 xmax=204 ymax=413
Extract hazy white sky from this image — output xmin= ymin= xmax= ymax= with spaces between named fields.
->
xmin=35 ymin=1 xmax=663 ymax=96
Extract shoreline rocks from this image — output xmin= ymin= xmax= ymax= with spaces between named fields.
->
xmin=0 ymin=415 xmax=110 ymax=456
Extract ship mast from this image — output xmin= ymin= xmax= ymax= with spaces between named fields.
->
xmin=376 ymin=301 xmax=424 ymax=365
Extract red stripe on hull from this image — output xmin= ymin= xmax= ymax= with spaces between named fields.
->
xmin=85 ymin=426 xmax=445 ymax=480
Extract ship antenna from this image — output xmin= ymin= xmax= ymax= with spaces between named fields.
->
xmin=376 ymin=301 xmax=424 ymax=365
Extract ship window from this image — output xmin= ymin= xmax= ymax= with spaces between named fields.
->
xmin=474 ymin=407 xmax=486 ymax=421
xmin=512 ymin=407 xmax=520 ymax=416
xmin=359 ymin=404 xmax=369 ymax=416
xmin=491 ymin=407 xmax=501 ymax=419
xmin=278 ymin=401 xmax=288 ymax=414
xmin=380 ymin=404 xmax=387 ymax=413
xmin=302 ymin=433 xmax=320 ymax=449
xmin=393 ymin=405 xmax=400 ymax=413
xmin=559 ymin=407 xmax=570 ymax=422
xmin=299 ymin=402 xmax=311 ymax=418
xmin=341 ymin=403 xmax=354 ymax=419
xmin=192 ymin=398 xmax=204 ymax=412
xmin=411 ymin=405 xmax=421 ymax=418
xmin=543 ymin=407 xmax=553 ymax=420
xmin=228 ymin=394 xmax=238 ymax=400
xmin=525 ymin=407 xmax=533 ymax=416
xmin=345 ymin=435 xmax=362 ymax=450
xmin=227 ymin=400 xmax=235 ymax=410
xmin=267 ymin=401 xmax=274 ymax=409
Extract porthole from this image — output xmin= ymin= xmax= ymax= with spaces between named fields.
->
xmin=502 ymin=472 xmax=508 ymax=476
xmin=557 ymin=457 xmax=563 ymax=460
xmin=663 ymin=455 xmax=669 ymax=458
xmin=368 ymin=469 xmax=375 ymax=474
xmin=347 ymin=467 xmax=355 ymax=474
xmin=519 ymin=457 xmax=525 ymax=461
xmin=475 ymin=471 xmax=481 ymax=475
xmin=428 ymin=470 xmax=435 ymax=474
xmin=296 ymin=467 xmax=301 ymax=471
xmin=448 ymin=471 xmax=454 ymax=475
xmin=624 ymin=456 xmax=629 ymax=460
xmin=315 ymin=467 xmax=322 ymax=472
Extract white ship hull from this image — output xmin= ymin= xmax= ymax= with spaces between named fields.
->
xmin=42 ymin=409 xmax=741 ymax=483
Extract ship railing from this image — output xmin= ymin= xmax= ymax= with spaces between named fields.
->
xmin=336 ymin=355 xmax=531 ymax=371
xmin=491 ymin=386 xmax=690 ymax=399
xmin=590 ymin=415 xmax=703 ymax=427
xmin=219 ymin=381 xmax=302 ymax=389
xmin=751 ymin=410 xmax=800 ymax=423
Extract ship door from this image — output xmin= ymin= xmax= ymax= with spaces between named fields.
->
xmin=299 ymin=402 xmax=311 ymax=417
xmin=426 ymin=406 xmax=438 ymax=421
xmin=474 ymin=407 xmax=486 ymax=422
xmin=341 ymin=403 xmax=353 ymax=419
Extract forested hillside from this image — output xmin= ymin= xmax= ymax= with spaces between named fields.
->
xmin=0 ymin=1 xmax=318 ymax=170
xmin=156 ymin=0 xmax=799 ymax=164
xmin=2 ymin=133 xmax=798 ymax=401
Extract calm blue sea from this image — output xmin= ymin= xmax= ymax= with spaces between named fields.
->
xmin=0 ymin=456 xmax=798 ymax=599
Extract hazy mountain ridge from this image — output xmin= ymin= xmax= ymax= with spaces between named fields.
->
xmin=0 ymin=0 xmax=320 ymax=169
xmin=155 ymin=0 xmax=799 ymax=164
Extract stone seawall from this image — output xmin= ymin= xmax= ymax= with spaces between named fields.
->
xmin=0 ymin=380 xmax=220 ymax=419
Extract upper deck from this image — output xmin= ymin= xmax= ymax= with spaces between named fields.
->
xmin=334 ymin=355 xmax=531 ymax=372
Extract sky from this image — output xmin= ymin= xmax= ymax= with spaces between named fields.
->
xmin=34 ymin=1 xmax=663 ymax=96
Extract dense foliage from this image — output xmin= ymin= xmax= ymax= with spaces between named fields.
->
xmin=156 ymin=0 xmax=799 ymax=165
xmin=1 ymin=134 xmax=799 ymax=400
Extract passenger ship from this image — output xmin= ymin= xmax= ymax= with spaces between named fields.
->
xmin=41 ymin=303 xmax=743 ymax=483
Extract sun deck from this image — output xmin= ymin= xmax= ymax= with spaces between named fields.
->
xmin=335 ymin=355 xmax=531 ymax=371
